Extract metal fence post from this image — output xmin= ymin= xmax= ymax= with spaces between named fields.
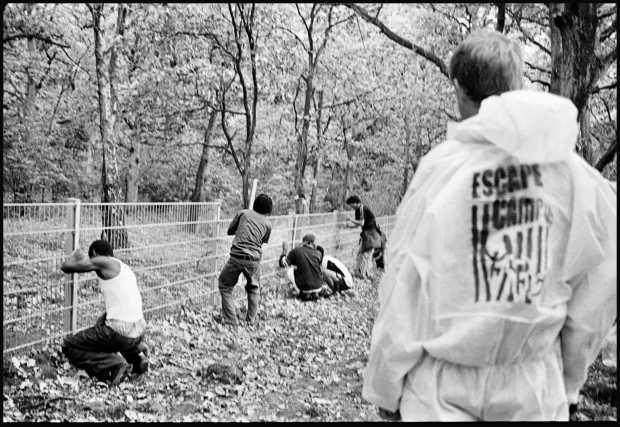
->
xmin=291 ymin=214 xmax=299 ymax=249
xmin=332 ymin=210 xmax=340 ymax=257
xmin=213 ymin=202 xmax=221 ymax=306
xmin=64 ymin=198 xmax=81 ymax=334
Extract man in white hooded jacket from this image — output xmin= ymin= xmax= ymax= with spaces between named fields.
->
xmin=362 ymin=30 xmax=617 ymax=421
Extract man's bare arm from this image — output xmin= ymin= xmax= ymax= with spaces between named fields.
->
xmin=61 ymin=249 xmax=96 ymax=273
xmin=61 ymin=250 xmax=119 ymax=278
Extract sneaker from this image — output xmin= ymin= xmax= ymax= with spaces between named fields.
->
xmin=132 ymin=352 xmax=149 ymax=375
xmin=109 ymin=363 xmax=130 ymax=386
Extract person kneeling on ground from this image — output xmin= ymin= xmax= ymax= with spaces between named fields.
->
xmin=279 ymin=234 xmax=344 ymax=301
xmin=60 ymin=240 xmax=148 ymax=386
xmin=316 ymin=245 xmax=354 ymax=294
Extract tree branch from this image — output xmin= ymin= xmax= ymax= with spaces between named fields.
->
xmin=243 ymin=3 xmax=258 ymax=161
xmin=524 ymin=74 xmax=550 ymax=88
xmin=599 ymin=17 xmax=616 ymax=44
xmin=513 ymin=15 xmax=551 ymax=56
xmin=591 ymin=81 xmax=617 ymax=95
xmin=220 ymin=82 xmax=243 ymax=176
xmin=314 ymin=6 xmax=336 ymax=67
xmin=172 ymin=30 xmax=235 ymax=59
xmin=597 ymin=4 xmax=617 ymax=20
xmin=296 ymin=4 xmax=311 ymax=36
xmin=274 ymin=24 xmax=308 ymax=51
xmin=524 ymin=60 xmax=551 ymax=74
xmin=595 ymin=139 xmax=617 ymax=172
xmin=3 ymin=33 xmax=70 ymax=48
xmin=342 ymin=3 xmax=449 ymax=77
xmin=598 ymin=47 xmax=617 ymax=72
xmin=321 ymin=87 xmax=378 ymax=109
xmin=229 ymin=4 xmax=252 ymax=158
xmin=293 ymin=76 xmax=301 ymax=132
xmin=495 ymin=2 xmax=506 ymax=33
xmin=429 ymin=4 xmax=470 ymax=34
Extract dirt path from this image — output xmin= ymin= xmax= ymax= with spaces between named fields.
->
xmin=3 ymin=276 xmax=384 ymax=422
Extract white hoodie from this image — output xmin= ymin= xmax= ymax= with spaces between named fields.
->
xmin=362 ymin=90 xmax=617 ymax=412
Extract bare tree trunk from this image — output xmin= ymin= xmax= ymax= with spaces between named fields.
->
xmin=309 ymin=90 xmax=324 ymax=212
xmin=125 ymin=141 xmax=140 ymax=202
xmin=595 ymin=139 xmax=617 ymax=172
xmin=549 ymin=3 xmax=598 ymax=116
xmin=20 ymin=4 xmax=36 ymax=143
xmin=294 ymin=70 xmax=314 ymax=213
xmin=342 ymin=126 xmax=352 ymax=208
xmin=90 ymin=3 xmax=129 ymax=249
xmin=22 ymin=37 xmax=36 ymax=152
xmin=548 ymin=3 xmax=614 ymax=166
xmin=187 ymin=108 xmax=217 ymax=233
xmin=85 ymin=141 xmax=95 ymax=187
xmin=292 ymin=5 xmax=339 ymax=213
xmin=495 ymin=2 xmax=506 ymax=32
xmin=578 ymin=105 xmax=593 ymax=164
xmin=242 ymin=172 xmax=251 ymax=209
xmin=191 ymin=108 xmax=218 ymax=203
xmin=400 ymin=119 xmax=413 ymax=199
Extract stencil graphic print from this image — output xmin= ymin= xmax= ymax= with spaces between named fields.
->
xmin=470 ymin=163 xmax=552 ymax=304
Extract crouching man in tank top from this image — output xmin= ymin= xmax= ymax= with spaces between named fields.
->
xmin=60 ymin=240 xmax=148 ymax=386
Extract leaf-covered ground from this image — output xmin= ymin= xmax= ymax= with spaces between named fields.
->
xmin=3 ymin=274 xmax=617 ymax=422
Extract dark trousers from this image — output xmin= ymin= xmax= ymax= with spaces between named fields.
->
xmin=299 ymin=288 xmax=331 ymax=301
xmin=61 ymin=313 xmax=145 ymax=382
xmin=218 ymin=256 xmax=261 ymax=325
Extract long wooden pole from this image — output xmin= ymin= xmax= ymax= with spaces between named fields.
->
xmin=248 ymin=178 xmax=258 ymax=209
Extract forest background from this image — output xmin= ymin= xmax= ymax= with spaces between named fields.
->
xmin=2 ymin=3 xmax=617 ymax=217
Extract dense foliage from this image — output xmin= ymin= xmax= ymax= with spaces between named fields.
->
xmin=3 ymin=3 xmax=616 ymax=215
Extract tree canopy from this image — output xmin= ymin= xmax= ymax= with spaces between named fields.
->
xmin=3 ymin=3 xmax=616 ymax=215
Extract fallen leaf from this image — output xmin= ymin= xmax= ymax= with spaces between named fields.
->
xmin=84 ymin=399 xmax=105 ymax=412
xmin=125 ymin=409 xmax=139 ymax=421
xmin=18 ymin=379 xmax=32 ymax=390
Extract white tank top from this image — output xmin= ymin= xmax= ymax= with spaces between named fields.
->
xmin=99 ymin=258 xmax=143 ymax=322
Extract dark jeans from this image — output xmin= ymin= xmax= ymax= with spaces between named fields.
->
xmin=61 ymin=313 xmax=145 ymax=382
xmin=299 ymin=288 xmax=330 ymax=302
xmin=218 ymin=256 xmax=261 ymax=325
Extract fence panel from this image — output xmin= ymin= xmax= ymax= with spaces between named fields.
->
xmin=74 ymin=202 xmax=222 ymax=332
xmin=3 ymin=203 xmax=76 ymax=353
xmin=3 ymin=201 xmax=395 ymax=354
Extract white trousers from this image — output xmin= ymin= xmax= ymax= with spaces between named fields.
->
xmin=400 ymin=349 xmax=569 ymax=421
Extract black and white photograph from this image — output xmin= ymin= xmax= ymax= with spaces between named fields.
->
xmin=2 ymin=2 xmax=617 ymax=422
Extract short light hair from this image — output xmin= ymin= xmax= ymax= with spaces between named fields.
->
xmin=449 ymin=30 xmax=523 ymax=103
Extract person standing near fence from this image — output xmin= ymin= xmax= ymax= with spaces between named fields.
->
xmin=362 ymin=30 xmax=617 ymax=421
xmin=345 ymin=195 xmax=383 ymax=279
xmin=295 ymin=192 xmax=310 ymax=215
xmin=60 ymin=240 xmax=149 ymax=386
xmin=218 ymin=193 xmax=273 ymax=327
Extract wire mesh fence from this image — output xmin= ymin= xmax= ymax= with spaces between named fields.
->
xmin=3 ymin=201 xmax=395 ymax=354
